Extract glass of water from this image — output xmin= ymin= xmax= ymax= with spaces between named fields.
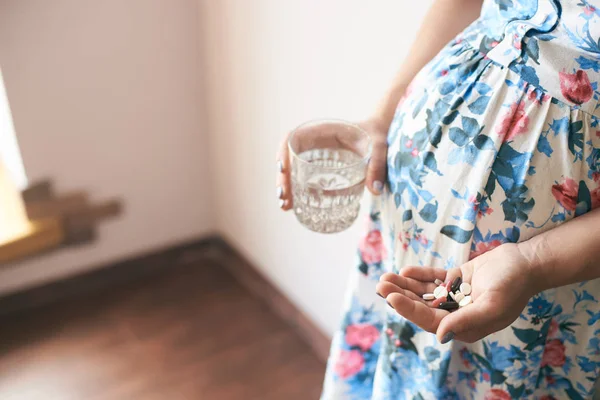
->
xmin=288 ymin=119 xmax=372 ymax=234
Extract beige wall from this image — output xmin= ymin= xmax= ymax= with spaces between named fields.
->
xmin=0 ymin=0 xmax=431 ymax=337
xmin=0 ymin=0 xmax=214 ymax=293
xmin=199 ymin=0 xmax=430 ymax=335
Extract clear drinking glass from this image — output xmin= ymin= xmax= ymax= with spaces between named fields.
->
xmin=288 ymin=119 xmax=372 ymax=234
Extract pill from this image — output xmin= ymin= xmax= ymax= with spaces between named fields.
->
xmin=432 ymin=297 xmax=445 ymax=308
xmin=449 ymin=291 xmax=457 ymax=301
xmin=455 ymin=292 xmax=465 ymax=303
xmin=433 ymin=286 xmax=448 ymax=299
xmin=451 ymin=277 xmax=462 ymax=293
xmin=434 ymin=279 xmax=443 ymax=285
xmin=460 ymin=282 xmax=472 ymax=295
xmin=438 ymin=301 xmax=459 ymax=311
xmin=422 ymin=293 xmax=435 ymax=300
xmin=459 ymin=295 xmax=472 ymax=307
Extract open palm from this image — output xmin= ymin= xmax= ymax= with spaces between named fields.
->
xmin=375 ymin=243 xmax=541 ymax=343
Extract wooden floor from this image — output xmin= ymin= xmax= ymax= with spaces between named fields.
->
xmin=0 ymin=255 xmax=326 ymax=399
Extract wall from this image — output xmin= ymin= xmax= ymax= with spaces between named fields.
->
xmin=199 ymin=0 xmax=431 ymax=336
xmin=0 ymin=0 xmax=213 ymax=294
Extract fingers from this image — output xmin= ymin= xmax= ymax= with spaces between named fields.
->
xmin=444 ymin=267 xmax=463 ymax=291
xmin=458 ymin=261 xmax=475 ymax=286
xmin=375 ymin=281 xmax=425 ymax=303
xmin=436 ymin=294 xmax=503 ymax=343
xmin=399 ymin=266 xmax=448 ymax=283
xmin=276 ymin=136 xmax=293 ymax=211
xmin=386 ymin=292 xmax=449 ymax=333
xmin=366 ymin=136 xmax=388 ymax=195
xmin=379 ymin=271 xmax=437 ymax=296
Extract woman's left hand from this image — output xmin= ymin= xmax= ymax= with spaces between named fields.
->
xmin=375 ymin=243 xmax=542 ymax=344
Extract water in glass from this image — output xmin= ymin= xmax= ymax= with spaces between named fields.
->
xmin=292 ymin=148 xmax=365 ymax=233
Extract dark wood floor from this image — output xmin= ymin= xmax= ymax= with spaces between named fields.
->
xmin=0 ymin=255 xmax=326 ymax=399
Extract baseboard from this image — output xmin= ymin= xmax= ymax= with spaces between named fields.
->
xmin=0 ymin=236 xmax=219 ymax=319
xmin=0 ymin=235 xmax=332 ymax=363
xmin=207 ymin=237 xmax=331 ymax=363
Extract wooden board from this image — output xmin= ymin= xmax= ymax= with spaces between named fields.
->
xmin=0 ymin=218 xmax=64 ymax=265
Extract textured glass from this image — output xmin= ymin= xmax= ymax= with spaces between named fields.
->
xmin=289 ymin=120 xmax=371 ymax=233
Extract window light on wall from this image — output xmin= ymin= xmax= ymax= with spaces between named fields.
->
xmin=0 ymin=67 xmax=31 ymax=244
xmin=0 ymin=67 xmax=120 ymax=264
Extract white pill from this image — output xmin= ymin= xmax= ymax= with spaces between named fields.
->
xmin=449 ymin=291 xmax=457 ymax=301
xmin=455 ymin=292 xmax=465 ymax=303
xmin=460 ymin=282 xmax=472 ymax=295
xmin=433 ymin=286 xmax=448 ymax=299
xmin=434 ymin=279 xmax=444 ymax=285
xmin=459 ymin=295 xmax=472 ymax=307
xmin=422 ymin=293 xmax=435 ymax=301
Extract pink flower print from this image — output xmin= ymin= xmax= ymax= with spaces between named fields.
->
xmin=459 ymin=347 xmax=471 ymax=368
xmin=527 ymin=88 xmax=550 ymax=105
xmin=497 ymin=101 xmax=529 ymax=142
xmin=469 ymin=240 xmax=503 ymax=259
xmin=411 ymin=148 xmax=419 ymax=157
xmin=345 ymin=323 xmax=380 ymax=351
xmin=559 ymin=70 xmax=593 ymax=105
xmin=552 ymin=177 xmax=578 ymax=211
xmin=484 ymin=389 xmax=512 ymax=400
xmin=359 ymin=230 xmax=386 ymax=264
xmin=548 ymin=318 xmax=559 ymax=338
xmin=334 ymin=350 xmax=365 ymax=379
xmin=584 ymin=5 xmax=596 ymax=15
xmin=512 ymin=34 xmax=522 ymax=50
xmin=541 ymin=339 xmax=566 ymax=367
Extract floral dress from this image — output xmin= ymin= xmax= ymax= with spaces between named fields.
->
xmin=321 ymin=1 xmax=600 ymax=399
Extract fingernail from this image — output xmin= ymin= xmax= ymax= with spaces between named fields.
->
xmin=441 ymin=331 xmax=455 ymax=344
xmin=376 ymin=292 xmax=384 ymax=299
xmin=279 ymin=199 xmax=285 ymax=209
xmin=277 ymin=160 xmax=283 ymax=173
xmin=277 ymin=186 xmax=283 ymax=199
xmin=386 ymin=301 xmax=394 ymax=309
xmin=373 ymin=180 xmax=384 ymax=193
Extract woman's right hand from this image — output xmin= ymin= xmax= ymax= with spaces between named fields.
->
xmin=275 ymin=117 xmax=390 ymax=211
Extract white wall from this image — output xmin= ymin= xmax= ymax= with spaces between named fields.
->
xmin=0 ymin=0 xmax=431 ymax=337
xmin=199 ymin=0 xmax=431 ymax=336
xmin=0 ymin=0 xmax=214 ymax=294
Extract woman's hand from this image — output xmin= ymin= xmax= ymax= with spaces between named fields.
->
xmin=375 ymin=243 xmax=542 ymax=344
xmin=275 ymin=117 xmax=390 ymax=211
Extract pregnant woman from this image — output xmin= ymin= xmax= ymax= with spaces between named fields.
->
xmin=277 ymin=0 xmax=600 ymax=398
